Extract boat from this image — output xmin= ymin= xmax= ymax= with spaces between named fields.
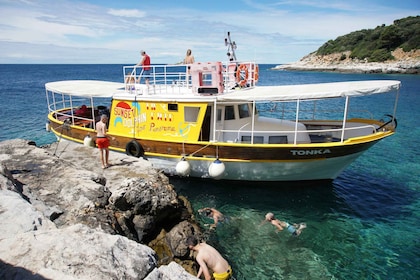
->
xmin=45 ymin=32 xmax=400 ymax=182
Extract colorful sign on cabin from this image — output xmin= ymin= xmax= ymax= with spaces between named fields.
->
xmin=108 ymin=100 xmax=206 ymax=141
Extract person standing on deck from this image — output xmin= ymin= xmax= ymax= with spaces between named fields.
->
xmin=183 ymin=49 xmax=194 ymax=86
xmin=183 ymin=49 xmax=195 ymax=64
xmin=136 ymin=50 xmax=151 ymax=86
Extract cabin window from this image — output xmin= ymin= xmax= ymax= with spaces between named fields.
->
xmin=241 ymin=135 xmax=264 ymax=144
xmin=225 ymin=106 xmax=235 ymax=120
xmin=217 ymin=108 xmax=222 ymax=121
xmin=238 ymin=104 xmax=250 ymax=118
xmin=269 ymin=136 xmax=288 ymax=144
xmin=184 ymin=107 xmax=200 ymax=122
xmin=168 ymin=104 xmax=178 ymax=111
xmin=202 ymin=73 xmax=212 ymax=86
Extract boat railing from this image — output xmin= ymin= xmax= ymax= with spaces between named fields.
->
xmin=216 ymin=123 xmax=377 ymax=144
xmin=123 ymin=64 xmax=192 ymax=95
xmin=122 ymin=61 xmax=259 ymax=95
xmin=259 ymin=105 xmax=375 ymax=121
xmin=46 ymin=90 xmax=109 ymax=130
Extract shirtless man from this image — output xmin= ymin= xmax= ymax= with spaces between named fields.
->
xmin=95 ymin=114 xmax=110 ymax=169
xmin=186 ymin=235 xmax=232 ymax=280
xmin=264 ymin=212 xmax=306 ymax=236
xmin=198 ymin=207 xmax=225 ymax=228
xmin=183 ymin=49 xmax=195 ymax=64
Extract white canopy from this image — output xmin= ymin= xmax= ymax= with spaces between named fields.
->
xmin=45 ymin=79 xmax=400 ymax=102
xmin=217 ymin=80 xmax=401 ymax=102
xmin=45 ymin=80 xmax=125 ymax=98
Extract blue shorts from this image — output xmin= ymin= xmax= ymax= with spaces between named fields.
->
xmin=142 ymin=69 xmax=151 ymax=77
xmin=286 ymin=223 xmax=297 ymax=235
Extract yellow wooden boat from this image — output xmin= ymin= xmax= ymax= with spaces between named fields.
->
xmin=45 ymin=34 xmax=400 ymax=181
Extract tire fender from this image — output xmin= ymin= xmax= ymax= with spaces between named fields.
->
xmin=125 ymin=140 xmax=144 ymax=157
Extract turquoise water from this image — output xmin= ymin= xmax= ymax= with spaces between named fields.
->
xmin=0 ymin=64 xmax=419 ymax=279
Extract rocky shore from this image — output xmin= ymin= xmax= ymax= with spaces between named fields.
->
xmin=274 ymin=48 xmax=420 ymax=74
xmin=0 ymin=139 xmax=202 ymax=280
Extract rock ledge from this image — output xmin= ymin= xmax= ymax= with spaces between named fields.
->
xmin=275 ymin=48 xmax=420 ymax=74
xmin=0 ymin=139 xmax=200 ymax=280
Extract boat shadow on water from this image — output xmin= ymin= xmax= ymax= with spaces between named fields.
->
xmin=170 ymin=172 xmax=416 ymax=224
xmin=170 ymin=177 xmax=338 ymax=213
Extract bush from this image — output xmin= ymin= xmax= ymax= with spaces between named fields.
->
xmin=315 ymin=15 xmax=419 ymax=61
xmin=370 ymin=49 xmax=394 ymax=62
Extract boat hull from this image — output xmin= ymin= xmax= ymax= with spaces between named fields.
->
xmin=148 ymin=151 xmax=366 ymax=181
xmin=48 ymin=119 xmax=386 ymax=181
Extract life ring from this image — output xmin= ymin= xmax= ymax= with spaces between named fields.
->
xmin=125 ymin=140 xmax=144 ymax=157
xmin=236 ymin=64 xmax=249 ymax=87
xmin=253 ymin=65 xmax=259 ymax=82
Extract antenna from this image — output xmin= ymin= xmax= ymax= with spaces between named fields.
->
xmin=225 ymin=31 xmax=237 ymax=61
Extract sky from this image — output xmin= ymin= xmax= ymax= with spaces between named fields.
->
xmin=0 ymin=0 xmax=418 ymax=64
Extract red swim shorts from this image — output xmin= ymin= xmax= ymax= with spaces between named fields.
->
xmin=96 ymin=137 xmax=110 ymax=149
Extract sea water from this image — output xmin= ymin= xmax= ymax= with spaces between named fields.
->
xmin=0 ymin=64 xmax=418 ymax=279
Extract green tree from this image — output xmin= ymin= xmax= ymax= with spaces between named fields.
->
xmin=315 ymin=15 xmax=419 ymax=62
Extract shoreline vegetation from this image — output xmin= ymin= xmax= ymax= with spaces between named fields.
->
xmin=274 ymin=48 xmax=420 ymax=74
xmin=275 ymin=15 xmax=419 ymax=74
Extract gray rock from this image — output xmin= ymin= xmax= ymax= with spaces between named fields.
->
xmin=275 ymin=49 xmax=420 ymax=74
xmin=166 ymin=221 xmax=202 ymax=258
xmin=145 ymin=262 xmax=199 ymax=280
xmin=0 ymin=189 xmax=56 ymax=239
xmin=0 ymin=162 xmax=20 ymax=192
xmin=0 ymin=139 xmax=200 ymax=279
xmin=0 ymin=223 xmax=158 ymax=280
xmin=109 ymin=177 xmax=184 ymax=243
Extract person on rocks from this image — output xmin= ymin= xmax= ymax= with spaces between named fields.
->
xmin=264 ymin=212 xmax=306 ymax=236
xmin=96 ymin=114 xmax=110 ymax=169
xmin=186 ymin=235 xmax=232 ymax=280
xmin=198 ymin=207 xmax=226 ymax=229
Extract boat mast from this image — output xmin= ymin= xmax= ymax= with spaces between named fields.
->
xmin=225 ymin=31 xmax=237 ymax=62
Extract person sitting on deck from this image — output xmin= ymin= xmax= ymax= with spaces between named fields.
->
xmin=74 ymin=105 xmax=88 ymax=116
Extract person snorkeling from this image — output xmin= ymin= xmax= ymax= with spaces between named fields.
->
xmin=264 ymin=212 xmax=306 ymax=236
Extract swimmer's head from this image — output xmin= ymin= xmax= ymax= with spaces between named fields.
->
xmin=198 ymin=208 xmax=212 ymax=217
xmin=265 ymin=212 xmax=274 ymax=221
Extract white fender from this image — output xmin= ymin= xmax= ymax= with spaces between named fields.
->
xmin=208 ymin=158 xmax=225 ymax=179
xmin=176 ymin=157 xmax=191 ymax=177
xmin=45 ymin=122 xmax=51 ymax=132
xmin=84 ymin=135 xmax=94 ymax=147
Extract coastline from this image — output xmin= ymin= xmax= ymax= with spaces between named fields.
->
xmin=0 ymin=139 xmax=199 ymax=280
xmin=274 ymin=49 xmax=420 ymax=74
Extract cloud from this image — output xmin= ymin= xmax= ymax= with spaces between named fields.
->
xmin=107 ymin=9 xmax=146 ymax=18
xmin=0 ymin=0 xmax=418 ymax=63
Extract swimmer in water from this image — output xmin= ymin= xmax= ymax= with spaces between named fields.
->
xmin=198 ymin=207 xmax=225 ymax=228
xmin=264 ymin=212 xmax=306 ymax=236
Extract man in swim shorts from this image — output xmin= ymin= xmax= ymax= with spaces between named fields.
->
xmin=264 ymin=212 xmax=306 ymax=236
xmin=187 ymin=235 xmax=232 ymax=280
xmin=96 ymin=114 xmax=110 ymax=169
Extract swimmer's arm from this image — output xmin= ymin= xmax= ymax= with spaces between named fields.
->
xmin=272 ymin=221 xmax=284 ymax=231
